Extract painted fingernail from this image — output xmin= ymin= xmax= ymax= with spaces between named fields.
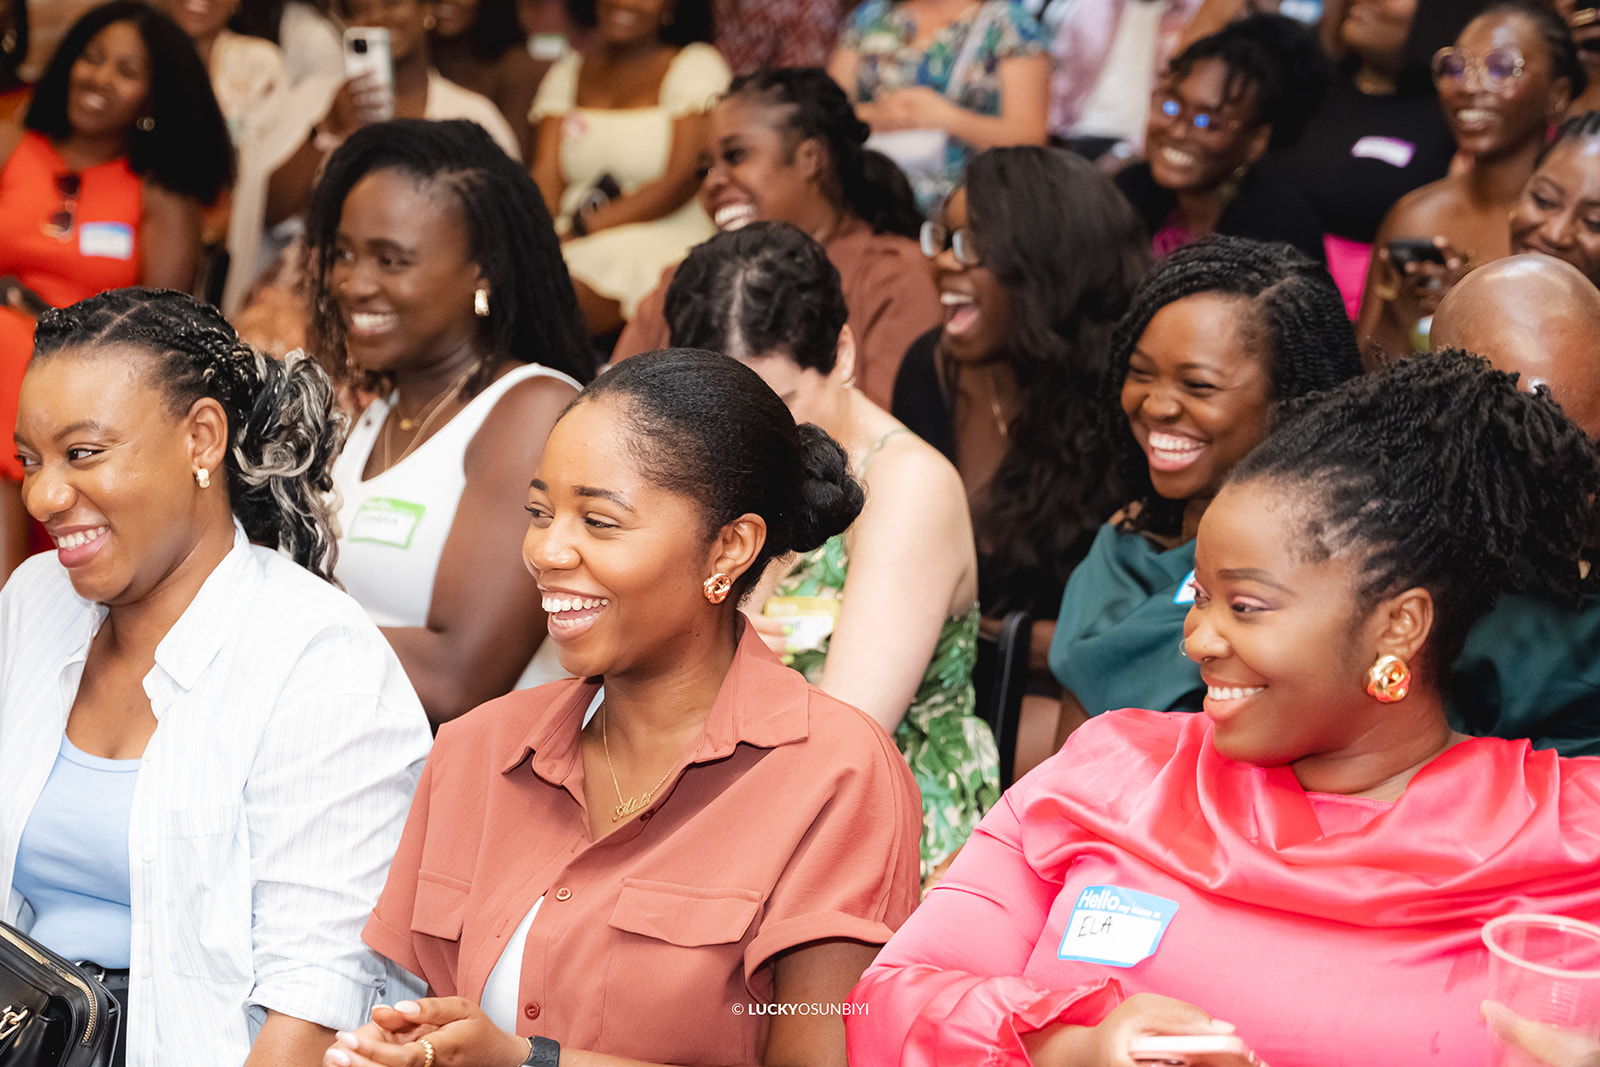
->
xmin=336 ymin=1031 xmax=359 ymax=1048
xmin=328 ymin=1052 xmax=351 ymax=1067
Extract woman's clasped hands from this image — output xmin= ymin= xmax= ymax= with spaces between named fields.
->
xmin=324 ymin=999 xmax=533 ymax=1067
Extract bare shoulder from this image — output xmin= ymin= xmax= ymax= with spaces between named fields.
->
xmin=859 ymin=427 xmax=966 ymax=520
xmin=474 ymin=368 xmax=580 ymax=448
xmin=1382 ymin=174 xmax=1469 ymax=235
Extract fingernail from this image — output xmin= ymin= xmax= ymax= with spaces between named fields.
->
xmin=396 ymin=1000 xmax=420 ymax=1014
xmin=336 ymin=1031 xmax=359 ymax=1048
xmin=328 ymin=1052 xmax=351 ymax=1067
xmin=1212 ymin=1019 xmax=1237 ymax=1033
xmin=781 ymin=623 xmax=794 ymax=635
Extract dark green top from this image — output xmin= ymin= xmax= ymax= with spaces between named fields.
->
xmin=1048 ymin=523 xmax=1203 ymax=716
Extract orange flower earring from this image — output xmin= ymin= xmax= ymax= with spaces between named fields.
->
xmin=703 ymin=573 xmax=732 ymax=604
xmin=1365 ymin=654 xmax=1411 ymax=703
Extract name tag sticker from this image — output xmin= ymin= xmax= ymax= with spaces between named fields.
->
xmin=1350 ymin=136 xmax=1416 ymax=169
xmin=348 ymin=497 xmax=426 ymax=548
xmin=1058 ymin=885 xmax=1179 ymax=968
xmin=1173 ymin=570 xmax=1198 ymax=605
xmin=78 ymin=222 xmax=134 ymax=260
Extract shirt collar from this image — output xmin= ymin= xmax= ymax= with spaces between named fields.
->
xmin=150 ymin=523 xmax=260 ymax=693
xmin=502 ymin=616 xmax=814 ymax=779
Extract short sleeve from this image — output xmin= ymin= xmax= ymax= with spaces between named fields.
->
xmin=744 ymin=708 xmax=922 ymax=979
xmin=363 ymin=756 xmax=437 ymax=986
xmin=530 ymin=50 xmax=580 ymax=121
xmin=838 ymin=0 xmax=892 ymax=52
xmin=660 ymin=43 xmax=732 ymax=118
xmin=991 ymin=2 xmax=1048 ymax=59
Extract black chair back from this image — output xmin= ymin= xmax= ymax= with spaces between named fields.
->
xmin=974 ymin=610 xmax=1030 ymax=791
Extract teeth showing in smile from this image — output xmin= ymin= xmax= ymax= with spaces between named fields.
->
xmin=1149 ymin=431 xmax=1203 ymax=455
xmin=1456 ymin=108 xmax=1493 ymax=124
xmin=542 ymin=595 xmax=609 ymax=613
xmin=1208 ymin=685 xmax=1264 ymax=701
xmin=713 ymin=204 xmax=756 ymax=231
xmin=350 ymin=312 xmax=397 ymax=332
xmin=940 ymin=292 xmax=975 ymax=307
xmin=1160 ymin=146 xmax=1198 ymax=168
xmin=54 ymin=527 xmax=107 ymax=550
xmin=78 ymin=91 xmax=108 ymax=113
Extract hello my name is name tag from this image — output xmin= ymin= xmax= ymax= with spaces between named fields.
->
xmin=1058 ymin=885 xmax=1179 ymax=968
xmin=347 ymin=497 xmax=426 ymax=549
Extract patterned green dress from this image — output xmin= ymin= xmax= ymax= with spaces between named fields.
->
xmin=774 ymin=531 xmax=1000 ymax=881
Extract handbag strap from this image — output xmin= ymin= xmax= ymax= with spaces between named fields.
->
xmin=944 ymin=2 xmax=1001 ymax=101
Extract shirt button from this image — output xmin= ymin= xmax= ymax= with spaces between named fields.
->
xmin=524 ymin=1002 xmax=541 ymax=1020
xmin=554 ymin=887 xmax=572 ymax=901
xmin=139 ymin=964 xmax=153 ymax=979
xmin=640 ymin=811 xmax=653 ymax=822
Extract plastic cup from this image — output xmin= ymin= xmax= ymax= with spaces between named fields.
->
xmin=1482 ymin=913 xmax=1600 ymax=1067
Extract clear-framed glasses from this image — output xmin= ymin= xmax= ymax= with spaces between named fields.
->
xmin=920 ymin=220 xmax=980 ymax=266
xmin=40 ymin=173 xmax=80 ymax=241
xmin=1430 ymin=46 xmax=1527 ymax=90
xmin=1150 ymin=92 xmax=1242 ymax=136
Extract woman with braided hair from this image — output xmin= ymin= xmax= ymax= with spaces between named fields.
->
xmin=613 ymin=66 xmax=939 ymax=405
xmin=1048 ymin=236 xmax=1363 ymax=738
xmin=309 ymin=119 xmax=590 ymax=727
xmin=0 ymin=287 xmax=432 ymax=1066
xmin=849 ymin=349 xmax=1600 ymax=1066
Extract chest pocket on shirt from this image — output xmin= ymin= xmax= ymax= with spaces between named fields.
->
xmin=161 ymin=804 xmax=251 ymax=980
xmin=412 ymin=871 xmax=471 ymax=943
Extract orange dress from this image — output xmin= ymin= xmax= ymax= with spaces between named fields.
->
xmin=0 ymin=131 xmax=143 ymax=480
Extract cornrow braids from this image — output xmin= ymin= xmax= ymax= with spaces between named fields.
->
xmin=32 ymin=288 xmax=345 ymax=582
xmin=1537 ymin=109 xmax=1600 ymax=166
xmin=306 ymin=119 xmax=592 ymax=395
xmin=957 ymin=146 xmax=1151 ymax=609
xmin=1230 ymin=349 xmax=1600 ymax=681
xmin=725 ymin=68 xmax=921 ymax=239
xmin=1165 ymin=14 xmax=1332 ymax=150
xmin=1107 ymin=236 xmax=1364 ymax=538
xmin=664 ymin=222 xmax=848 ymax=372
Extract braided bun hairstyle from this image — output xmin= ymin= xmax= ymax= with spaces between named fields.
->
xmin=724 ymin=68 xmax=921 ymax=239
xmin=664 ymin=222 xmax=848 ymax=372
xmin=578 ymin=349 xmax=863 ymax=600
xmin=32 ymin=288 xmax=344 ymax=582
xmin=1108 ymin=236 xmax=1364 ymax=537
xmin=1230 ymin=349 xmax=1600 ymax=680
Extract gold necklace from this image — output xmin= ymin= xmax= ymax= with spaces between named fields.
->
xmin=600 ymin=701 xmax=678 ymax=822
xmin=381 ymin=363 xmax=477 ymax=469
xmin=986 ymin=365 xmax=1010 ymax=440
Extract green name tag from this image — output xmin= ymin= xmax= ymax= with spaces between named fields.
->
xmin=348 ymin=497 xmax=426 ymax=549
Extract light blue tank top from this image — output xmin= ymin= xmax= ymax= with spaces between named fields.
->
xmin=13 ymin=734 xmax=139 ymax=967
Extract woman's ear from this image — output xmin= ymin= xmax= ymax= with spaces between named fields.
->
xmin=1244 ymin=123 xmax=1273 ymax=168
xmin=184 ymin=396 xmax=230 ymax=477
xmin=1371 ymin=586 xmax=1435 ymax=666
xmin=832 ymin=325 xmax=858 ymax=389
xmin=794 ymin=136 xmax=826 ymax=185
xmin=706 ymin=513 xmax=768 ymax=588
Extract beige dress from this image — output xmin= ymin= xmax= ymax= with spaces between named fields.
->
xmin=531 ymin=42 xmax=730 ymax=318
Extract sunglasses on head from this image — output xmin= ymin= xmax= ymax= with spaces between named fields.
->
xmin=1430 ymin=46 xmax=1526 ymax=90
xmin=920 ymin=221 xmax=980 ymax=266
xmin=40 ymin=173 xmax=80 ymax=241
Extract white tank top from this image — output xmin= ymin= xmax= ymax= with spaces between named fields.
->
xmin=332 ymin=362 xmax=578 ymax=690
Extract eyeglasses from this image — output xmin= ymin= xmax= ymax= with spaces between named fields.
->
xmin=41 ymin=173 xmax=80 ymax=241
xmin=1430 ymin=46 xmax=1526 ymax=90
xmin=1150 ymin=92 xmax=1242 ymax=136
xmin=920 ymin=221 xmax=980 ymax=266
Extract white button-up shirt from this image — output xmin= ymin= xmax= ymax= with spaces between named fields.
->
xmin=0 ymin=528 xmax=433 ymax=1066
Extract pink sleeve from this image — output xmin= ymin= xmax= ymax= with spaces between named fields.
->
xmin=845 ymin=787 xmax=1125 ymax=1064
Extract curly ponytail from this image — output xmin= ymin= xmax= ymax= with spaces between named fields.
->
xmin=1230 ymin=349 xmax=1600 ymax=678
xmin=32 ymin=288 xmax=345 ymax=582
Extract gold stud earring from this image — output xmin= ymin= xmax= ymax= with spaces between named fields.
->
xmin=702 ymin=573 xmax=732 ymax=604
xmin=474 ymin=287 xmax=490 ymax=317
xmin=1365 ymin=653 xmax=1411 ymax=703
xmin=195 ymin=467 xmax=211 ymax=489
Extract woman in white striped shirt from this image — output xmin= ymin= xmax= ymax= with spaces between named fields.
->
xmin=0 ymin=287 xmax=434 ymax=1067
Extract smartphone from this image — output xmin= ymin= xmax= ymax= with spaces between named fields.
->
xmin=1128 ymin=1034 xmax=1266 ymax=1067
xmin=343 ymin=27 xmax=394 ymax=122
xmin=1386 ymin=237 xmax=1446 ymax=269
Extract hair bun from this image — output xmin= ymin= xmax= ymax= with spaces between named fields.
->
xmin=788 ymin=423 xmax=864 ymax=553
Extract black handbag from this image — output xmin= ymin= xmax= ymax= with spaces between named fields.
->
xmin=0 ymin=921 xmax=120 ymax=1067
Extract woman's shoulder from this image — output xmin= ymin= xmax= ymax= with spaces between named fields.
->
xmin=468 ymin=364 xmax=581 ymax=448
xmin=660 ymin=43 xmax=732 ymax=113
xmin=1379 ymin=172 xmax=1470 ymax=236
xmin=983 ymin=1 xmax=1049 ymax=43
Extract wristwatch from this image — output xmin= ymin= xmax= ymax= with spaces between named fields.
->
xmin=521 ymin=1036 xmax=560 ymax=1066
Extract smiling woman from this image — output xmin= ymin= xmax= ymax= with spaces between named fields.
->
xmin=846 ymin=349 xmax=1600 ymax=1067
xmin=0 ymin=287 xmax=432 ymax=1067
xmin=308 ymin=119 xmax=590 ymax=728
xmin=325 ymin=349 xmax=923 ymax=1067
xmin=1048 ymin=236 xmax=1363 ymax=732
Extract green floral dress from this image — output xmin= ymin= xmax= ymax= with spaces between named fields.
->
xmin=774 ymin=532 xmax=1000 ymax=880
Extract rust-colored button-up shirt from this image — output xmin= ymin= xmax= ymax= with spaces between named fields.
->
xmin=364 ymin=624 xmax=923 ymax=1064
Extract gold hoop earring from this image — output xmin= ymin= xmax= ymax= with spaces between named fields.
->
xmin=194 ymin=467 xmax=211 ymax=489
xmin=1366 ymin=653 xmax=1411 ymax=703
xmin=474 ymin=287 xmax=490 ymax=317
xmin=136 ymin=115 xmax=155 ymax=132
xmin=703 ymin=573 xmax=732 ymax=604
